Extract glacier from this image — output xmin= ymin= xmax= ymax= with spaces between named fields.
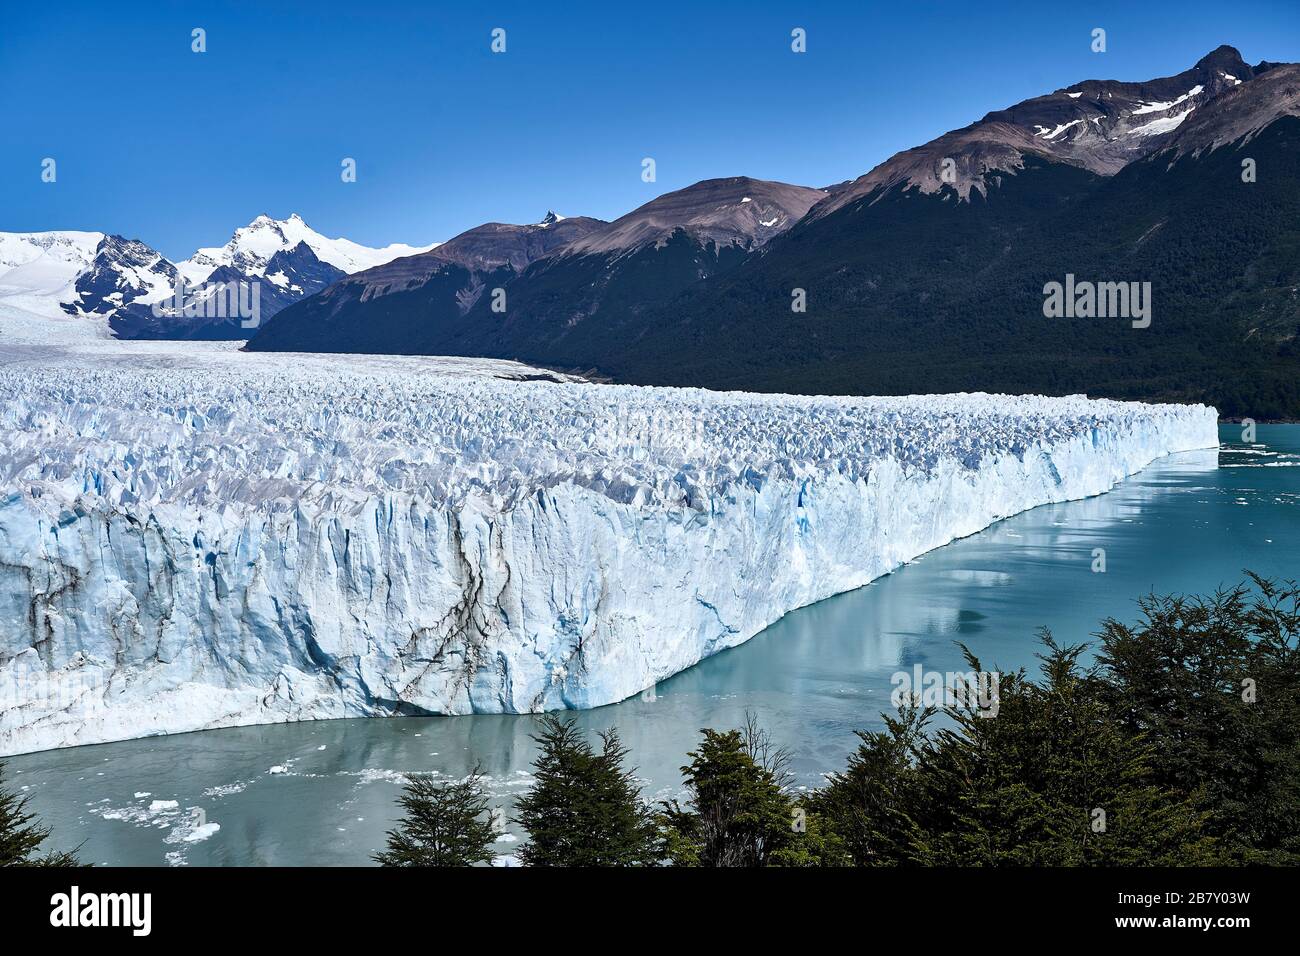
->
xmin=0 ymin=304 xmax=1219 ymax=755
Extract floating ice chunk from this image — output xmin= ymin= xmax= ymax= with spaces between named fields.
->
xmin=184 ymin=822 xmax=221 ymax=842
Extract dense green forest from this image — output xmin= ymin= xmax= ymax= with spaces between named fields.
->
xmin=586 ymin=121 xmax=1300 ymax=420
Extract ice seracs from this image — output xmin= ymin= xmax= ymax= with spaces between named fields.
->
xmin=0 ymin=304 xmax=1219 ymax=755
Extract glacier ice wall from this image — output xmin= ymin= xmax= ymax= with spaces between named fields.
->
xmin=0 ymin=337 xmax=1219 ymax=754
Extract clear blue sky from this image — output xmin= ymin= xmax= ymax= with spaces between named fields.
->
xmin=3 ymin=0 xmax=1298 ymax=260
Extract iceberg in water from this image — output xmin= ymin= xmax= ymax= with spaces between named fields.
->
xmin=0 ymin=307 xmax=1219 ymax=754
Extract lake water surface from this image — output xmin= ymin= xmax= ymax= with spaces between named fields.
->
xmin=8 ymin=425 xmax=1297 ymax=865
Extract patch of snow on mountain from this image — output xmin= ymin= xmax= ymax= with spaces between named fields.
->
xmin=0 ymin=308 xmax=1219 ymax=754
xmin=1129 ymin=107 xmax=1196 ymax=136
xmin=1036 ymin=119 xmax=1084 ymax=140
xmin=1132 ymin=85 xmax=1204 ymax=115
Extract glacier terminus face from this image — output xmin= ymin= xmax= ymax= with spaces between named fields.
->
xmin=0 ymin=306 xmax=1219 ymax=755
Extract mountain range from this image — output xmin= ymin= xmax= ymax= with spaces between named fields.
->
xmin=244 ymin=180 xmax=827 ymax=355
xmin=242 ymin=46 xmax=1300 ymax=417
xmin=0 ymin=214 xmax=437 ymax=338
xmin=7 ymin=46 xmax=1298 ymax=417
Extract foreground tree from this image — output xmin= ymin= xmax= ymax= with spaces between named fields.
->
xmin=812 ymin=704 xmax=932 ymax=866
xmin=917 ymin=639 xmax=1217 ymax=865
xmin=514 ymin=715 xmax=661 ymax=866
xmin=1098 ymin=574 xmax=1300 ymax=863
xmin=373 ymin=770 xmax=498 ymax=867
xmin=0 ymin=762 xmax=79 ymax=866
xmin=820 ymin=638 xmax=1219 ymax=866
xmin=663 ymin=715 xmax=848 ymax=867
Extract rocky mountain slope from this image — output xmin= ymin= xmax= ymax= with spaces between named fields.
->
xmin=246 ymin=179 xmax=824 ymax=357
xmin=814 ymin=45 xmax=1257 ymax=209
xmin=244 ymin=212 xmax=608 ymax=353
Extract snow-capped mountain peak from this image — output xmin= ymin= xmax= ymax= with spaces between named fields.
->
xmin=0 ymin=230 xmax=103 ymax=271
xmin=0 ymin=231 xmax=125 ymax=318
xmin=177 ymin=214 xmax=438 ymax=285
xmin=2 ymin=215 xmax=440 ymax=339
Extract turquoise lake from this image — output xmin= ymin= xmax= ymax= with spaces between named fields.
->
xmin=7 ymin=424 xmax=1296 ymax=866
